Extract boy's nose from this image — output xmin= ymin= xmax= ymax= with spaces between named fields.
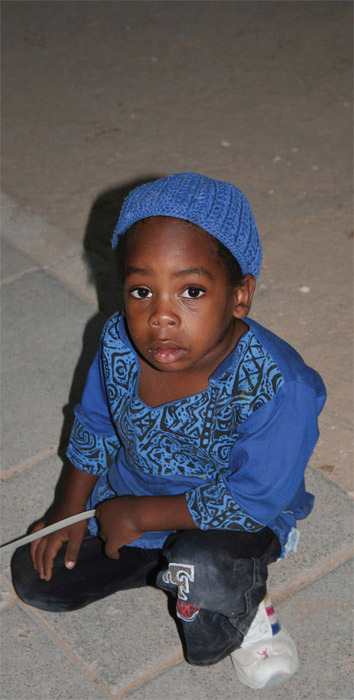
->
xmin=148 ymin=298 xmax=179 ymax=327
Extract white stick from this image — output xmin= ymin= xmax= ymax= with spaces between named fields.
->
xmin=0 ymin=509 xmax=96 ymax=554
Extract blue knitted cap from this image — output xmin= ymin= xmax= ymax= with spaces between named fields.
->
xmin=112 ymin=172 xmax=262 ymax=278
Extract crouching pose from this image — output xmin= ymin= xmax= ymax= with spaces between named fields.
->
xmin=12 ymin=173 xmax=326 ymax=689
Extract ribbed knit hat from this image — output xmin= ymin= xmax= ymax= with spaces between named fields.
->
xmin=112 ymin=172 xmax=262 ymax=278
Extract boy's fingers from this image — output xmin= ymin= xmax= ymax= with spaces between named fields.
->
xmin=42 ymin=537 xmax=63 ymax=581
xmin=30 ymin=539 xmax=39 ymax=569
xmin=29 ymin=521 xmax=46 ymax=568
xmin=34 ymin=536 xmax=49 ymax=579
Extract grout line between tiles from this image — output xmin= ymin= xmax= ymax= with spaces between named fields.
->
xmin=1 ymin=266 xmax=41 ymax=286
xmin=1 ymin=447 xmax=59 ymax=480
xmin=112 ymin=652 xmax=184 ymax=699
xmin=1 ymin=228 xmax=97 ymax=310
xmin=15 ymin=599 xmax=116 ymax=699
xmin=271 ymin=548 xmax=354 ymax=605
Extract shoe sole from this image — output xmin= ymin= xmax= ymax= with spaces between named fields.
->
xmin=235 ymin=669 xmax=296 ymax=690
xmin=263 ymin=672 xmax=294 ymax=689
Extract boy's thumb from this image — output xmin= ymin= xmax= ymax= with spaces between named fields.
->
xmin=104 ymin=542 xmax=120 ymax=560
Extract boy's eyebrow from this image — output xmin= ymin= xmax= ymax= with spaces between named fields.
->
xmin=125 ymin=267 xmax=150 ymax=276
xmin=125 ymin=266 xmax=214 ymax=280
xmin=173 ymin=268 xmax=214 ymax=280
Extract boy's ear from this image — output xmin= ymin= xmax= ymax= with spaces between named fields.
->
xmin=232 ymin=274 xmax=256 ymax=318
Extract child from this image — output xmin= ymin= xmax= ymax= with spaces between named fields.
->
xmin=11 ymin=173 xmax=326 ymax=690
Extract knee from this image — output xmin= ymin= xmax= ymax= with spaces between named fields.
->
xmin=11 ymin=545 xmax=42 ymax=607
xmin=160 ymin=530 xmax=267 ymax=618
xmin=163 ymin=529 xmax=258 ymax=580
xmin=11 ymin=545 xmax=69 ymax=612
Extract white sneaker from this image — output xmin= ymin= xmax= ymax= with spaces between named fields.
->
xmin=231 ymin=597 xmax=299 ymax=690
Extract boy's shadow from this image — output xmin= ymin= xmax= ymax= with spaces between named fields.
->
xmin=53 ymin=175 xmax=163 ymax=501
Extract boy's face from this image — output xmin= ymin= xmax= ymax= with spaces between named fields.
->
xmin=123 ymin=216 xmax=254 ymax=374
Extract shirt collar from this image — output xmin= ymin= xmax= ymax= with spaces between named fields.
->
xmin=209 ymin=324 xmax=251 ymax=381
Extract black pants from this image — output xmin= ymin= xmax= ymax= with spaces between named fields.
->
xmin=11 ymin=528 xmax=280 ymax=666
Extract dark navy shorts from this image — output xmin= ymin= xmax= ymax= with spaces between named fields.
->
xmin=11 ymin=527 xmax=280 ymax=665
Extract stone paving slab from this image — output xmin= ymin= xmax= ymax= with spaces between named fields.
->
xmin=1 ymin=267 xmax=95 ymax=474
xmin=34 ymin=587 xmax=182 ymax=696
xmin=1 ymin=237 xmax=39 ymax=283
xmin=1 ymin=194 xmax=99 ymax=307
xmin=49 ymin=252 xmax=98 ymax=307
xmin=1 ymin=455 xmax=63 ymax=570
xmin=0 ymin=604 xmax=110 ymax=699
xmin=1 ymin=192 xmax=81 ymax=269
xmin=127 ymin=558 xmax=353 ymax=700
xmin=0 ymin=574 xmax=17 ymax=612
xmin=267 ymin=467 xmax=353 ymax=600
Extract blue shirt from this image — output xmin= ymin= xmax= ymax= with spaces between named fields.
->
xmin=67 ymin=313 xmax=326 ymax=556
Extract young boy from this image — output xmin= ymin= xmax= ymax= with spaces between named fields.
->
xmin=11 ymin=173 xmax=326 ymax=690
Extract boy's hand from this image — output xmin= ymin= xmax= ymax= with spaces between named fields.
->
xmin=96 ymin=493 xmax=196 ymax=559
xmin=30 ymin=505 xmax=88 ymax=582
xmin=28 ymin=463 xmax=98 ymax=582
xmin=96 ymin=496 xmax=144 ymax=559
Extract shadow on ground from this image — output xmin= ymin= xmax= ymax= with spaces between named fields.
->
xmin=52 ymin=175 xmax=163 ymax=504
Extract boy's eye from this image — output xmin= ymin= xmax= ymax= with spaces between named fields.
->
xmin=181 ymin=286 xmax=205 ymax=299
xmin=130 ymin=287 xmax=152 ymax=299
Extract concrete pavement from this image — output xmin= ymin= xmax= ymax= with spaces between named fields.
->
xmin=1 ymin=2 xmax=353 ymax=698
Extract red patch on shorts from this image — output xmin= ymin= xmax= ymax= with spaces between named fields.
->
xmin=176 ymin=598 xmax=201 ymax=622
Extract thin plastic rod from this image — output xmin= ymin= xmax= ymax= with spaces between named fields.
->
xmin=0 ymin=509 xmax=96 ymax=554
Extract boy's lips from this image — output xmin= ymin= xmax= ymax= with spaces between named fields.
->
xmin=148 ymin=340 xmax=187 ymax=364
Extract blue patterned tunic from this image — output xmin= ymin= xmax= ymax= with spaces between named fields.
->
xmin=67 ymin=313 xmax=326 ymax=556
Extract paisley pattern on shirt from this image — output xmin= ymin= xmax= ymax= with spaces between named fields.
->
xmin=185 ymin=476 xmax=265 ymax=531
xmin=67 ymin=419 xmax=120 ymax=475
xmin=68 ymin=313 xmax=284 ymax=532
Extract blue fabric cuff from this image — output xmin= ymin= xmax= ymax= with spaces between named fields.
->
xmin=185 ymin=477 xmax=264 ymax=532
xmin=67 ymin=417 xmax=119 ymax=476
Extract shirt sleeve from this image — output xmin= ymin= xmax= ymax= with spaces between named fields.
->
xmin=185 ymin=380 xmax=322 ymax=531
xmin=66 ymin=349 xmax=121 ymax=475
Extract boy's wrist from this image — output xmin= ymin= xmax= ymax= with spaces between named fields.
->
xmin=134 ymin=494 xmax=196 ymax=533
